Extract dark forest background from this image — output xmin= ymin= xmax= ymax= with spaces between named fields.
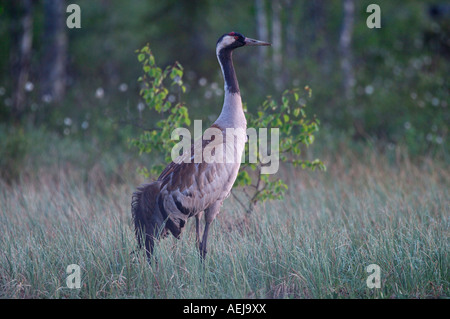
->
xmin=0 ymin=0 xmax=448 ymax=182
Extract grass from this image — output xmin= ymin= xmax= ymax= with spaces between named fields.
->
xmin=0 ymin=146 xmax=448 ymax=298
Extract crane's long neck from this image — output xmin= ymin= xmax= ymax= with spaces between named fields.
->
xmin=218 ymin=49 xmax=239 ymax=94
xmin=214 ymin=49 xmax=246 ymax=129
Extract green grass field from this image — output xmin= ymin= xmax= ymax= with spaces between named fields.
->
xmin=0 ymin=147 xmax=448 ymax=298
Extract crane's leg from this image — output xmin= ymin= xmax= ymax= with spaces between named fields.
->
xmin=199 ymin=222 xmax=210 ymax=260
xmin=199 ymin=203 xmax=221 ymax=260
xmin=144 ymin=233 xmax=155 ymax=262
xmin=195 ymin=211 xmax=204 ymax=252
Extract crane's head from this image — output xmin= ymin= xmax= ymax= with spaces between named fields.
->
xmin=216 ymin=32 xmax=270 ymax=56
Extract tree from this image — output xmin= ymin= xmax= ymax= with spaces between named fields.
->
xmin=41 ymin=0 xmax=68 ymax=104
xmin=271 ymin=0 xmax=283 ymax=91
xmin=255 ymin=0 xmax=269 ymax=76
xmin=8 ymin=0 xmax=34 ymax=122
xmin=339 ymin=0 xmax=355 ymax=102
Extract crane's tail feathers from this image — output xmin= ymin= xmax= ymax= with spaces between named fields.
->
xmin=131 ymin=182 xmax=167 ymax=258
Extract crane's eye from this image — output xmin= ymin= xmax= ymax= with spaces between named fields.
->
xmin=227 ymin=32 xmax=240 ymax=41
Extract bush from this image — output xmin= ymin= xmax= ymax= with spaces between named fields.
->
xmin=0 ymin=125 xmax=29 ymax=183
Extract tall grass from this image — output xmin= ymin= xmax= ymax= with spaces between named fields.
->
xmin=0 ymin=147 xmax=448 ymax=298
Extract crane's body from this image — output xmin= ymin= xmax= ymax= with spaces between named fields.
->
xmin=132 ymin=32 xmax=270 ymax=260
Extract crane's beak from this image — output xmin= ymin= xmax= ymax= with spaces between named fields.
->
xmin=244 ymin=37 xmax=271 ymax=46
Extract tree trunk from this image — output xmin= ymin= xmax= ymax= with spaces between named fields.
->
xmin=255 ymin=0 xmax=269 ymax=74
xmin=41 ymin=0 xmax=68 ymax=104
xmin=339 ymin=0 xmax=355 ymax=102
xmin=9 ymin=0 xmax=34 ymax=122
xmin=284 ymin=0 xmax=296 ymax=83
xmin=308 ymin=0 xmax=332 ymax=75
xmin=284 ymin=0 xmax=295 ymax=61
xmin=271 ymin=0 xmax=283 ymax=90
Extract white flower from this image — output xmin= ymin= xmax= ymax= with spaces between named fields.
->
xmin=95 ymin=88 xmax=104 ymax=99
xmin=431 ymin=98 xmax=439 ymax=107
xmin=365 ymin=85 xmax=374 ymax=95
xmin=168 ymin=94 xmax=176 ymax=103
xmin=42 ymin=94 xmax=53 ymax=103
xmin=25 ymin=82 xmax=34 ymax=92
xmin=198 ymin=77 xmax=207 ymax=86
xmin=118 ymin=83 xmax=128 ymax=92
xmin=204 ymin=91 xmax=213 ymax=99
xmin=64 ymin=117 xmax=72 ymax=126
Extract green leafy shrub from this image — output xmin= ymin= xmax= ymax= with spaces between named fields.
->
xmin=130 ymin=44 xmax=189 ymax=177
xmin=0 ymin=125 xmax=29 ymax=183
xmin=236 ymin=87 xmax=326 ymax=212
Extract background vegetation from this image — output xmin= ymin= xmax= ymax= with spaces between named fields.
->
xmin=0 ymin=0 xmax=448 ymax=298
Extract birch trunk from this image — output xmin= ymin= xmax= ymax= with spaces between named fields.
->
xmin=255 ymin=0 xmax=269 ymax=73
xmin=10 ymin=0 xmax=34 ymax=122
xmin=339 ymin=0 xmax=355 ymax=101
xmin=41 ymin=0 xmax=68 ymax=103
xmin=271 ymin=0 xmax=283 ymax=90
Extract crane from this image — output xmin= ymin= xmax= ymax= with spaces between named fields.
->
xmin=132 ymin=32 xmax=270 ymax=261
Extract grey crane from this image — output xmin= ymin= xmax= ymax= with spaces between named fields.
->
xmin=131 ymin=32 xmax=270 ymax=261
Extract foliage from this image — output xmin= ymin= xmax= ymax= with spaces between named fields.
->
xmin=1 ymin=1 xmax=448 ymax=161
xmin=235 ymin=87 xmax=326 ymax=212
xmin=130 ymin=44 xmax=188 ymax=177
xmin=131 ymin=44 xmax=325 ymax=212
xmin=0 ymin=125 xmax=29 ymax=183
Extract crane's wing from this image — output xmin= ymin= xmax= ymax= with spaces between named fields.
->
xmin=156 ymin=125 xmax=243 ymax=237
